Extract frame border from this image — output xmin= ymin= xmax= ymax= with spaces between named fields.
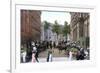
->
xmin=11 ymin=1 xmax=96 ymax=73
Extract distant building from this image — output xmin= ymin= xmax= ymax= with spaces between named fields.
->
xmin=21 ymin=10 xmax=41 ymax=47
xmin=41 ymin=24 xmax=57 ymax=42
xmin=41 ymin=23 xmax=67 ymax=44
xmin=70 ymin=12 xmax=90 ymax=48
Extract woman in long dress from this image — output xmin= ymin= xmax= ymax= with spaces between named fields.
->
xmin=32 ymin=52 xmax=36 ymax=62
xmin=68 ymin=51 xmax=73 ymax=61
xmin=22 ymin=51 xmax=26 ymax=63
xmin=31 ymin=42 xmax=37 ymax=63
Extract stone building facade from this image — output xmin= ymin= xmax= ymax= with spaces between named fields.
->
xmin=70 ymin=12 xmax=90 ymax=48
xmin=21 ymin=10 xmax=41 ymax=47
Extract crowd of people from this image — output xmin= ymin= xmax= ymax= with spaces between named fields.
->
xmin=21 ymin=40 xmax=90 ymax=63
xmin=21 ymin=41 xmax=54 ymax=63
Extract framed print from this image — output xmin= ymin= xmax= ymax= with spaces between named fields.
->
xmin=11 ymin=0 xmax=96 ymax=73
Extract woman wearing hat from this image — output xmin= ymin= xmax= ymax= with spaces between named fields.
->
xmin=31 ymin=41 xmax=39 ymax=62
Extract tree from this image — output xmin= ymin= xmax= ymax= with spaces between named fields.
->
xmin=52 ymin=20 xmax=61 ymax=39
xmin=43 ymin=21 xmax=50 ymax=31
xmin=62 ymin=21 xmax=70 ymax=41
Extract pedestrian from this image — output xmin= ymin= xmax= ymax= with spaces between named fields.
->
xmin=68 ymin=50 xmax=73 ymax=61
xmin=76 ymin=49 xmax=85 ymax=60
xmin=49 ymin=41 xmax=52 ymax=49
xmin=31 ymin=41 xmax=39 ymax=62
xmin=35 ymin=49 xmax=39 ymax=62
xmin=47 ymin=50 xmax=53 ymax=62
xmin=35 ymin=42 xmax=39 ymax=62
xmin=84 ymin=49 xmax=88 ymax=59
xmin=76 ymin=50 xmax=80 ymax=60
xmin=53 ymin=42 xmax=56 ymax=48
xmin=80 ymin=48 xmax=85 ymax=60
xmin=22 ymin=51 xmax=27 ymax=63
xmin=32 ymin=51 xmax=36 ymax=62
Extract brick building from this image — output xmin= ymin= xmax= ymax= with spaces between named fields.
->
xmin=21 ymin=10 xmax=41 ymax=48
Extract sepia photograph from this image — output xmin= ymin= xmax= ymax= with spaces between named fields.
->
xmin=20 ymin=10 xmax=90 ymax=63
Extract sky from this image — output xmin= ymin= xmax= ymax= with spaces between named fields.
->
xmin=41 ymin=11 xmax=71 ymax=25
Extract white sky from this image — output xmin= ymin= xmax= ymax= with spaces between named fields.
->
xmin=41 ymin=11 xmax=71 ymax=25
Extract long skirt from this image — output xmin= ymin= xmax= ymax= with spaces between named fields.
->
xmin=32 ymin=53 xmax=36 ymax=62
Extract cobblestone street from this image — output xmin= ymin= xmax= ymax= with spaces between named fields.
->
xmin=38 ymin=48 xmax=67 ymax=58
xmin=37 ymin=48 xmax=70 ymax=62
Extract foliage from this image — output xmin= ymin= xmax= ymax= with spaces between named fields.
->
xmin=52 ymin=20 xmax=61 ymax=35
xmin=62 ymin=21 xmax=70 ymax=37
xmin=43 ymin=21 xmax=51 ymax=30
